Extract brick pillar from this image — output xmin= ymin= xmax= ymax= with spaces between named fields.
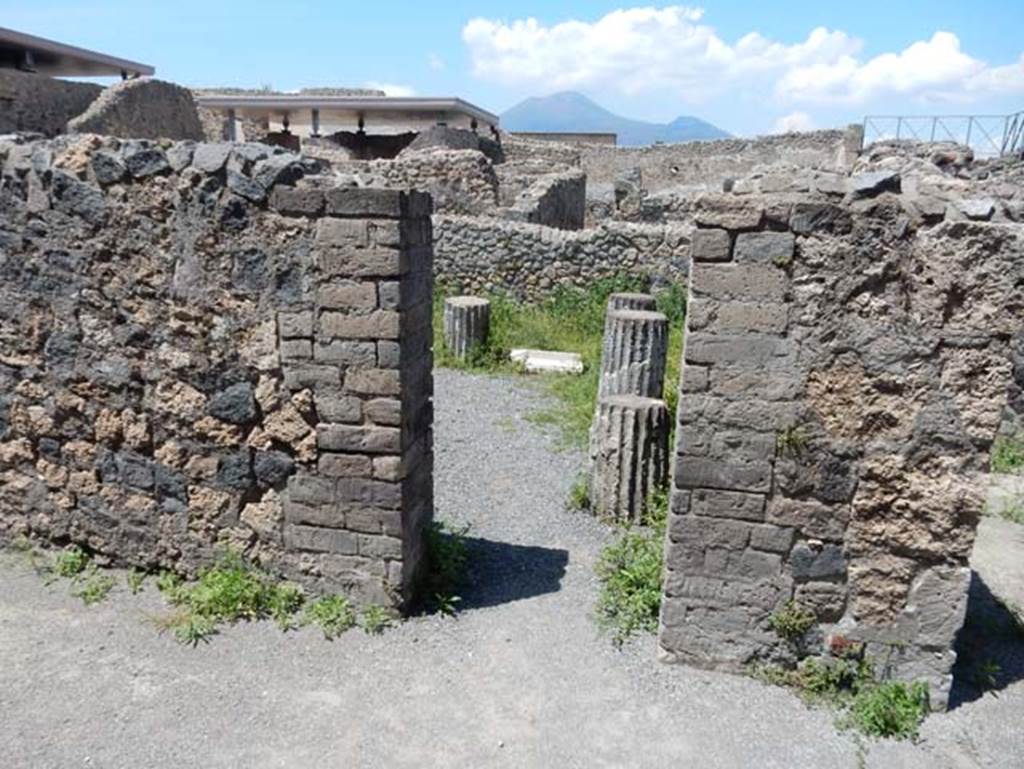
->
xmin=274 ymin=187 xmax=433 ymax=609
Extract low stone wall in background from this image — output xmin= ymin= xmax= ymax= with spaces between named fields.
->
xmin=0 ymin=134 xmax=434 ymax=608
xmin=659 ymin=191 xmax=1024 ymax=709
xmin=501 ymin=169 xmax=586 ymax=230
xmin=0 ymin=69 xmax=102 ymax=137
xmin=433 ymin=214 xmax=691 ymax=300
xmin=68 ymin=78 xmax=205 ymax=141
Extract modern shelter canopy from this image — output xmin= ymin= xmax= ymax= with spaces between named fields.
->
xmin=0 ymin=26 xmax=154 ymax=78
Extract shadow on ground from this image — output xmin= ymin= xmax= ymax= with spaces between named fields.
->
xmin=456 ymin=536 xmax=569 ymax=611
xmin=949 ymin=570 xmax=1024 ymax=708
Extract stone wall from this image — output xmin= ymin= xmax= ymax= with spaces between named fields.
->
xmin=306 ymin=146 xmax=500 ymax=216
xmin=68 ymin=78 xmax=205 ymax=141
xmin=501 ymin=169 xmax=586 ymax=230
xmin=658 ymin=191 xmax=1024 ymax=709
xmin=0 ymin=134 xmax=434 ymax=608
xmin=0 ymin=69 xmax=102 ymax=137
xmin=578 ymin=127 xmax=862 ymax=192
xmin=434 ymin=215 xmax=690 ymax=300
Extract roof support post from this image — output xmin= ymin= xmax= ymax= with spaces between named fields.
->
xmin=227 ymin=109 xmax=237 ymax=142
xmin=311 ymin=108 xmax=320 ymax=137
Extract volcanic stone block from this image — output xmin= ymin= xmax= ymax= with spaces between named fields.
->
xmin=598 ymin=309 xmax=669 ymax=399
xmin=589 ymin=395 xmax=670 ymax=522
xmin=443 ymin=296 xmax=490 ymax=360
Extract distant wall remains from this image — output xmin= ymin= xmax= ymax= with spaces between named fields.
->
xmin=0 ymin=69 xmax=102 ymax=137
xmin=510 ymin=132 xmax=617 ymax=146
xmin=660 ymin=191 xmax=1024 ymax=709
xmin=68 ymin=78 xmax=205 ymax=141
xmin=434 ymin=215 xmax=690 ymax=300
xmin=501 ymin=169 xmax=587 ymax=230
xmin=0 ymin=135 xmax=434 ymax=608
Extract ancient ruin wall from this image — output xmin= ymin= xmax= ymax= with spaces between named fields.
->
xmin=659 ymin=192 xmax=1024 ymax=709
xmin=68 ymin=79 xmax=205 ymax=141
xmin=0 ymin=135 xmax=434 ymax=608
xmin=433 ymin=215 xmax=691 ymax=300
xmin=0 ymin=69 xmax=102 ymax=137
xmin=501 ymin=169 xmax=587 ymax=230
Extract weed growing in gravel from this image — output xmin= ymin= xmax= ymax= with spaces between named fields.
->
xmin=155 ymin=551 xmax=313 ymax=643
xmin=433 ymin=276 xmax=685 ymax=449
xmin=360 ymin=605 xmax=395 ymax=635
xmin=594 ymin=490 xmax=667 ymax=643
xmin=991 ymin=432 xmax=1024 ymax=474
xmin=53 ymin=545 xmax=89 ymax=578
xmin=846 ymin=680 xmax=930 ymax=740
xmin=566 ymin=475 xmax=591 ymax=512
xmin=424 ymin=520 xmax=471 ymax=615
xmin=303 ymin=595 xmax=357 ymax=640
xmin=125 ymin=568 xmax=146 ymax=595
xmin=753 ymin=656 xmax=930 ymax=740
xmin=72 ymin=568 xmax=116 ymax=605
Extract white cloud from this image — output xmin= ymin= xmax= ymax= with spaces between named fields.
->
xmin=774 ymin=112 xmax=815 ymax=133
xmin=428 ymin=53 xmax=445 ymax=72
xmin=462 ymin=6 xmax=1024 ymax=107
xmin=364 ymin=81 xmax=417 ymax=97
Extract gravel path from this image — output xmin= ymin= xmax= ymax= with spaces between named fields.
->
xmin=1 ymin=370 xmax=1021 ymax=768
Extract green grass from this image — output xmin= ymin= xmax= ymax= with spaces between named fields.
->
xmin=153 ymin=551 xmax=363 ymax=644
xmin=72 ymin=567 xmax=116 ymax=605
xmin=360 ymin=605 xmax=395 ymax=635
xmin=423 ymin=520 xmax=471 ymax=615
xmin=753 ymin=657 xmax=930 ymax=740
xmin=594 ymin=490 xmax=668 ymax=643
xmin=434 ymin=276 xmax=686 ymax=449
xmin=847 ymin=681 xmax=930 ymax=740
xmin=992 ymin=432 xmax=1024 ymax=474
xmin=768 ymin=601 xmax=817 ymax=643
xmin=53 ymin=545 xmax=90 ymax=579
xmin=566 ymin=474 xmax=591 ymax=512
xmin=302 ymin=595 xmax=356 ymax=640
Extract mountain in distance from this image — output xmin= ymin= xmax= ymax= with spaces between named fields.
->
xmin=501 ymin=91 xmax=730 ymax=146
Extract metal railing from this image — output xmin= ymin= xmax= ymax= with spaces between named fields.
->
xmin=862 ymin=112 xmax=1024 ymax=158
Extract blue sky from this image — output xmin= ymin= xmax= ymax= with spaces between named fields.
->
xmin=4 ymin=1 xmax=1023 ymax=135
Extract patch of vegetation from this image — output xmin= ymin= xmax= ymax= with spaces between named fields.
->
xmin=991 ymin=432 xmax=1024 ymax=474
xmin=423 ymin=520 xmax=470 ymax=615
xmin=72 ymin=567 xmax=116 ymax=605
xmin=126 ymin=568 xmax=147 ymax=595
xmin=433 ymin=276 xmax=686 ymax=449
xmin=303 ymin=595 xmax=357 ymax=640
xmin=155 ymin=551 xmax=325 ymax=644
xmin=594 ymin=490 xmax=668 ymax=643
xmin=753 ymin=654 xmax=930 ymax=740
xmin=53 ymin=545 xmax=90 ymax=578
xmin=768 ymin=601 xmax=817 ymax=642
xmin=994 ymin=494 xmax=1024 ymax=525
xmin=360 ymin=605 xmax=395 ymax=635
xmin=775 ymin=424 xmax=808 ymax=458
xmin=847 ymin=680 xmax=930 ymax=740
xmin=567 ymin=474 xmax=591 ymax=512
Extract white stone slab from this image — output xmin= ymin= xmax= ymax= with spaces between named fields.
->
xmin=509 ymin=348 xmax=584 ymax=374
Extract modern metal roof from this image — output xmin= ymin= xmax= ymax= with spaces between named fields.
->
xmin=0 ymin=26 xmax=154 ymax=78
xmin=195 ymin=94 xmax=500 ymax=128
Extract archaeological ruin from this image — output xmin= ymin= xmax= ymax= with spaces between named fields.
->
xmin=1 ymin=26 xmax=1023 ymax=716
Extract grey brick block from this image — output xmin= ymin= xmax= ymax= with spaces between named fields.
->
xmin=317 ymin=248 xmax=406 ymax=278
xmin=287 ymin=474 xmax=335 ymax=505
xmin=278 ymin=310 xmax=314 ymax=338
xmin=317 ymin=424 xmax=401 ymax=453
xmin=687 ymin=488 xmax=767 ymax=521
xmin=317 ymin=281 xmax=378 ymax=310
xmin=285 ymin=524 xmax=358 ymax=554
xmin=318 ymin=453 xmax=373 ymax=478
xmin=314 ymin=391 xmax=362 ymax=424
xmin=269 ymin=187 xmax=324 ymax=217
xmin=345 ymin=368 xmax=401 ymax=396
xmin=279 ymin=339 xmax=312 ymax=360
xmin=314 ymin=340 xmax=377 ymax=366
xmin=365 ymin=398 xmax=401 ymax=426
xmin=734 ymin=232 xmax=795 ymax=265
xmin=690 ymin=264 xmax=787 ymax=302
xmin=319 ymin=310 xmax=400 ymax=340
xmin=357 ymin=534 xmax=403 ymax=559
xmin=691 ymin=229 xmax=732 ymax=262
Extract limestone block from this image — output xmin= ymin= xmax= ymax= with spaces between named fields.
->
xmin=509 ymin=349 xmax=584 ymax=374
xmin=599 ymin=309 xmax=669 ymax=399
xmin=589 ymin=395 xmax=670 ymax=522
xmin=443 ymin=296 xmax=490 ymax=360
